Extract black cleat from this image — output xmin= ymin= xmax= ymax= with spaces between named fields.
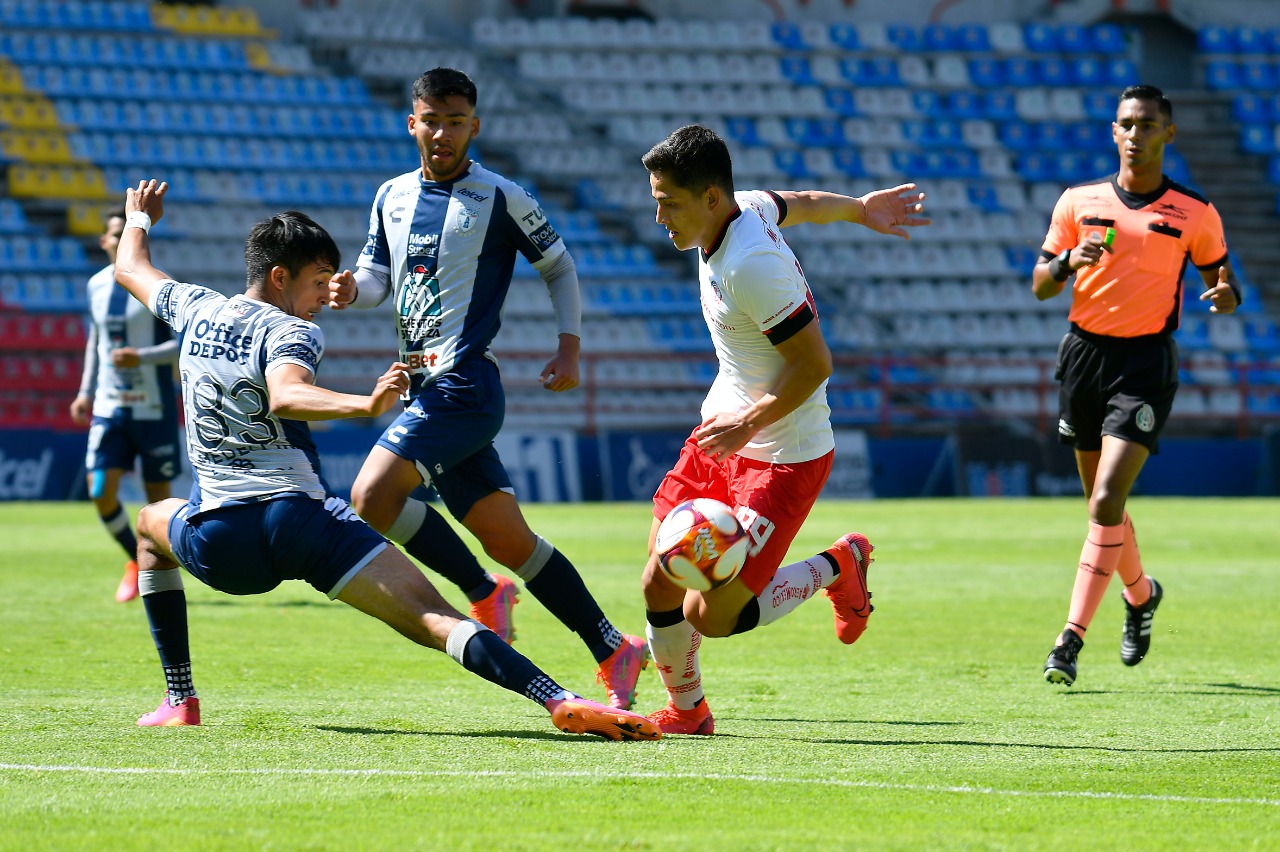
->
xmin=1044 ymin=629 xmax=1084 ymax=686
xmin=1120 ymin=577 xmax=1163 ymax=666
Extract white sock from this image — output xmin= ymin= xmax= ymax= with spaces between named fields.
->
xmin=755 ymin=555 xmax=837 ymax=628
xmin=646 ymin=618 xmax=704 ymax=711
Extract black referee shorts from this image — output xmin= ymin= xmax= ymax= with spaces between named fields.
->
xmin=1054 ymin=325 xmax=1180 ymax=454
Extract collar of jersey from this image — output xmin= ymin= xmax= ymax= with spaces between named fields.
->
xmin=701 ymin=206 xmax=742 ymax=261
xmin=1110 ymin=173 xmax=1171 ymax=209
xmin=418 ymin=163 xmax=473 ymax=187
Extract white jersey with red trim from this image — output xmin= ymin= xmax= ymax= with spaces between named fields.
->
xmin=698 ymin=190 xmax=833 ymax=464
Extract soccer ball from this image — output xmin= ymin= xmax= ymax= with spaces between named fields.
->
xmin=655 ymin=498 xmax=750 ymax=591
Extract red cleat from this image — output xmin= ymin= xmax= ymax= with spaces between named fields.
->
xmin=822 ymin=532 xmax=874 ymax=644
xmin=468 ymin=574 xmax=519 ymax=644
xmin=547 ymin=696 xmax=661 ymax=741
xmin=116 ymin=560 xmax=139 ymax=603
xmin=646 ymin=700 xmax=714 ymax=736
xmin=137 ymin=696 xmax=200 ymax=727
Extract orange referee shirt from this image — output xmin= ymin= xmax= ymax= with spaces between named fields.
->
xmin=1040 ymin=175 xmax=1229 ymax=338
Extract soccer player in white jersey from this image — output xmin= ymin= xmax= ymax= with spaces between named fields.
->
xmin=112 ymin=179 xmax=659 ymax=741
xmin=69 ymin=209 xmax=181 ymax=602
xmin=638 ymin=126 xmax=929 ymax=734
xmin=327 ymin=67 xmax=648 ymax=710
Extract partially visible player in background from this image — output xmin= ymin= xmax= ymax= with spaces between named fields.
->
xmin=112 ymin=179 xmax=658 ymax=742
xmin=1034 ymin=85 xmax=1240 ymax=686
xmin=68 ymin=208 xmax=181 ymax=602
xmin=328 ymin=67 xmax=648 ymax=711
xmin=637 ymin=125 xmax=930 ymax=734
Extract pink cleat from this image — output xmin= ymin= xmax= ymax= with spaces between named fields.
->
xmin=468 ymin=574 xmax=519 ymax=644
xmin=595 ymin=634 xmax=650 ymax=710
xmin=137 ymin=696 xmax=200 ymax=727
xmin=646 ymin=700 xmax=714 ymax=736
xmin=547 ymin=696 xmax=661 ymax=741
xmin=822 ymin=533 xmax=875 ymax=644
xmin=116 ymin=560 xmax=139 ymax=603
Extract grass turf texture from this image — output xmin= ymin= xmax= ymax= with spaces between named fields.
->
xmin=1 ymin=498 xmax=1278 ymax=850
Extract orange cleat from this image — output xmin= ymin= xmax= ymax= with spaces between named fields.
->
xmin=137 ymin=696 xmax=200 ymax=727
xmin=115 ymin=560 xmax=139 ymax=603
xmin=468 ymin=573 xmax=519 ymax=644
xmin=595 ymin=634 xmax=650 ymax=710
xmin=646 ymin=700 xmax=714 ymax=736
xmin=547 ymin=696 xmax=661 ymax=741
xmin=822 ymin=533 xmax=874 ymax=644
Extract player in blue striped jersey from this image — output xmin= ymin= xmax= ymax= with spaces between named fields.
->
xmin=112 ymin=179 xmax=658 ymax=741
xmin=69 ymin=209 xmax=181 ymax=603
xmin=328 ymin=68 xmax=648 ymax=710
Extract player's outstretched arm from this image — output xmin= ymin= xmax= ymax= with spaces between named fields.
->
xmin=774 ymin=184 xmax=930 ymax=237
xmin=114 ymin=180 xmax=171 ymax=307
xmin=266 ymin=361 xmax=410 ymax=421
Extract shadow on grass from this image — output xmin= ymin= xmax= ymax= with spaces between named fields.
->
xmin=315 ymin=724 xmax=617 ymax=742
xmin=187 ymin=599 xmax=331 ymax=608
xmin=1060 ymin=683 xmax=1280 ymax=698
xmin=751 ymin=718 xmax=963 ymax=727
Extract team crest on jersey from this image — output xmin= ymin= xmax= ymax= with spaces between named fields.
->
xmin=399 ymin=265 xmax=442 ymax=318
xmin=230 ymin=301 xmax=251 ymax=318
xmin=1135 ymin=403 xmax=1155 ymax=433
xmin=708 ymin=279 xmax=723 ymax=302
xmin=455 ymin=205 xmax=479 ymax=234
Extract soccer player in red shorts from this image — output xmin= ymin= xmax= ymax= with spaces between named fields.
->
xmin=1034 ymin=86 xmax=1240 ymax=686
xmin=638 ymin=126 xmax=930 ymax=734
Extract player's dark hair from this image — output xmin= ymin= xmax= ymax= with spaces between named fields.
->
xmin=244 ymin=211 xmax=340 ymax=284
xmin=1119 ymin=84 xmax=1173 ymax=122
xmin=105 ymin=209 xmax=125 ymax=224
xmin=641 ymin=124 xmax=735 ymax=196
xmin=411 ymin=67 xmax=478 ymax=107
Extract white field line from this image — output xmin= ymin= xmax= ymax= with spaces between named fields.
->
xmin=2 ymin=763 xmax=1277 ymax=807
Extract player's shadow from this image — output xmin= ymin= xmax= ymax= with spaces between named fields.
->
xmin=1060 ymin=682 xmax=1280 ymax=698
xmin=315 ymin=724 xmax=620 ymax=742
xmin=752 ymin=717 xmax=962 ymax=727
xmin=187 ymin=599 xmax=330 ymax=608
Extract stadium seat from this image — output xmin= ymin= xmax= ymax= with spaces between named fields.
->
xmin=1204 ymin=60 xmax=1241 ymax=90
xmin=1197 ymin=26 xmax=1236 ymax=55
xmin=1022 ymin=23 xmax=1059 ymax=53
xmin=955 ymin=24 xmax=991 ymax=53
xmin=1234 ymin=27 xmax=1267 ymax=55
xmin=1240 ymin=61 xmax=1276 ymax=90
xmin=1090 ymin=24 xmax=1127 ymax=55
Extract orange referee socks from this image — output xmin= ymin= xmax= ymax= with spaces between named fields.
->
xmin=1117 ymin=513 xmax=1152 ymax=607
xmin=1064 ymin=521 xmax=1125 ymax=636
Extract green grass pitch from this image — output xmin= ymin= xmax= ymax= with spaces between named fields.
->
xmin=2 ymin=498 xmax=1278 ymax=850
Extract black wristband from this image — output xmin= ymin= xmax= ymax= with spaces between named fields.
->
xmin=1048 ymin=249 xmax=1072 ymax=282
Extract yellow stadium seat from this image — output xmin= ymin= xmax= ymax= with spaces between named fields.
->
xmin=0 ymin=62 xmax=24 ymax=96
xmin=0 ymin=131 xmax=75 ymax=164
xmin=7 ymin=164 xmax=110 ymax=200
xmin=153 ymin=4 xmax=265 ymax=36
xmin=0 ymin=97 xmax=60 ymax=130
xmin=68 ymin=202 xmax=115 ymax=236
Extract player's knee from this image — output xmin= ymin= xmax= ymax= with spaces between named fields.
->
xmin=1088 ymin=489 xmax=1127 ymax=525
xmin=349 ymin=478 xmax=395 ymax=532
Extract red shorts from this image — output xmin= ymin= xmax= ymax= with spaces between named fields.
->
xmin=653 ymin=432 xmax=833 ymax=596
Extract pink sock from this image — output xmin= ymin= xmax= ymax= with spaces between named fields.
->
xmin=1064 ymin=521 xmax=1125 ymax=637
xmin=1117 ymin=513 xmax=1151 ymax=606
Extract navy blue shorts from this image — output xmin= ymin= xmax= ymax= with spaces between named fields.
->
xmin=375 ymin=357 xmax=513 ymax=520
xmin=86 ymin=414 xmax=182 ymax=482
xmin=169 ymin=494 xmax=387 ymax=598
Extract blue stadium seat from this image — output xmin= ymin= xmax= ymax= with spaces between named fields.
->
xmin=1266 ymin=28 xmax=1280 ymax=55
xmin=832 ymin=149 xmax=865 ymax=178
xmin=1105 ymin=59 xmax=1139 ymax=86
xmin=1240 ymin=61 xmax=1276 ymax=90
xmin=860 ymin=58 xmax=901 ymax=86
xmin=1057 ymin=23 xmax=1090 ymax=54
xmin=770 ymin=22 xmax=807 ymax=50
xmin=997 ymin=120 xmax=1036 ymax=151
xmin=968 ymin=58 xmax=1005 ymax=88
xmin=1241 ymin=125 xmax=1277 ymax=154
xmin=1234 ymin=26 xmax=1267 ymax=55
xmin=725 ymin=116 xmax=762 ymax=146
xmin=823 ymin=88 xmax=857 ymax=116
xmin=829 ymin=22 xmax=859 ymax=50
xmin=1088 ymin=25 xmax=1124 ymax=55
xmin=1068 ymin=122 xmax=1111 ymax=151
xmin=1197 ymin=26 xmax=1236 ymax=54
xmin=887 ymin=23 xmax=921 ymax=52
xmin=1232 ymin=93 xmax=1271 ymax=123
xmin=1204 ymin=60 xmax=1240 ymax=90
xmin=1004 ymin=57 xmax=1039 ymax=87
xmin=955 ymin=23 xmax=991 ymax=53
xmin=982 ymin=90 xmax=1017 ymax=120
xmin=943 ymin=90 xmax=983 ymax=119
xmin=780 ymin=56 xmax=816 ymax=85
xmin=1071 ymin=57 xmax=1109 ymax=88
xmin=921 ymin=24 xmax=955 ymax=52
xmin=1083 ymin=90 xmax=1114 ymax=119
xmin=1038 ymin=58 xmax=1073 ymax=87
xmin=1022 ymin=23 xmax=1059 ymax=53
xmin=774 ymin=149 xmax=810 ymax=179
xmin=912 ymin=90 xmax=941 ymax=116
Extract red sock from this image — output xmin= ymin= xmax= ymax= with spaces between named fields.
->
xmin=1117 ymin=513 xmax=1151 ymax=606
xmin=1064 ymin=521 xmax=1125 ymax=637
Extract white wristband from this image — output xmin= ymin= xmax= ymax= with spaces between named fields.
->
xmin=125 ymin=211 xmax=151 ymax=233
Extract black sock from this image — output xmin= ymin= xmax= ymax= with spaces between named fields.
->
xmin=402 ymin=504 xmax=494 ymax=601
xmin=525 ymin=548 xmax=621 ymax=664
xmin=460 ymin=629 xmax=565 ymax=705
xmin=101 ymin=505 xmax=138 ymax=560
xmin=141 ymin=589 xmax=194 ymax=700
xmin=819 ymin=551 xmax=840 ymax=576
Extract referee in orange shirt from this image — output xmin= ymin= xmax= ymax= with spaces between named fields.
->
xmin=1033 ymin=85 xmax=1240 ymax=686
